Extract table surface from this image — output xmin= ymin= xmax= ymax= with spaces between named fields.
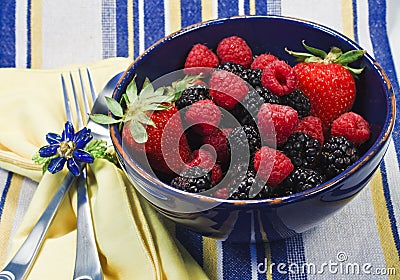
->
xmin=1 ymin=0 xmax=399 ymax=279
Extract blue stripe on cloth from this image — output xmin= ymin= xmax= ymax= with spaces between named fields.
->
xmin=379 ymin=162 xmax=400 ymax=257
xmin=144 ymin=1 xmax=164 ymax=49
xmin=270 ymin=239 xmax=289 ymax=280
xmin=217 ymin=0 xmax=238 ymax=18
xmin=180 ymin=0 xmax=202 ymax=28
xmin=352 ymin=0 xmax=359 ymax=43
xmin=244 ymin=0 xmax=250 ymax=15
xmin=222 ymin=242 xmax=252 ymax=280
xmin=0 ymin=0 xmax=16 ymax=67
xmin=286 ymin=235 xmax=307 ymax=280
xmin=175 ymin=225 xmax=204 ymax=267
xmin=255 ymin=0 xmax=267 ymax=15
xmin=116 ymin=0 xmax=129 ymax=57
xmin=368 ymin=0 xmax=400 ymax=258
xmin=0 ymin=172 xmax=13 ymax=222
xmin=26 ymin=0 xmax=32 ymax=68
xmin=133 ymin=0 xmax=139 ymax=58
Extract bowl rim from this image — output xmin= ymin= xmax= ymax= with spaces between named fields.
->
xmin=110 ymin=15 xmax=396 ymax=207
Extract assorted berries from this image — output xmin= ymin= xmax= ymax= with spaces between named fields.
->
xmin=116 ymin=36 xmax=370 ymax=200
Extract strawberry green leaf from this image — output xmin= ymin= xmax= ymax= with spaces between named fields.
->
xmin=335 ymin=50 xmax=366 ymax=65
xmin=105 ymin=96 xmax=124 ymax=117
xmin=153 ymin=87 xmax=165 ymax=96
xmin=139 ymin=80 xmax=155 ymax=100
xmin=89 ymin=114 xmax=121 ymax=124
xmin=302 ymin=40 xmax=327 ymax=58
xmin=126 ymin=78 xmax=138 ymax=103
xmin=136 ymin=112 xmax=156 ymax=127
xmin=285 ymin=48 xmax=315 ymax=62
xmin=129 ymin=120 xmax=148 ymax=143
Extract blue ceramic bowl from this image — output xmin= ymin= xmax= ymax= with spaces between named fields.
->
xmin=110 ymin=16 xmax=395 ymax=242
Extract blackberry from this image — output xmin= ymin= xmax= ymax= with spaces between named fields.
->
xmin=280 ymin=89 xmax=310 ymax=118
xmin=230 ymin=89 xmax=264 ymax=126
xmin=240 ymin=68 xmax=262 ymax=88
xmin=281 ymin=132 xmax=320 ymax=168
xmin=175 ymin=84 xmax=209 ymax=110
xmin=228 ymin=166 xmax=267 ymax=200
xmin=320 ymin=136 xmax=359 ymax=179
xmin=229 ymin=124 xmax=261 ymax=159
xmin=230 ymin=169 xmax=257 ymax=200
xmin=255 ymin=86 xmax=281 ymax=104
xmin=170 ymin=166 xmax=213 ymax=193
xmin=216 ymin=62 xmax=246 ymax=77
xmin=282 ymin=168 xmax=325 ymax=193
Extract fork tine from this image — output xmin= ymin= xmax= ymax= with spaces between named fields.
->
xmin=68 ymin=73 xmax=84 ymax=129
xmin=61 ymin=74 xmax=73 ymax=124
xmin=78 ymin=68 xmax=90 ymax=124
xmin=86 ymin=68 xmax=97 ymax=102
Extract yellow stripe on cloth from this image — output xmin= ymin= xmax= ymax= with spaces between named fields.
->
xmin=341 ymin=0 xmax=355 ymax=40
xmin=258 ymin=211 xmax=272 ymax=279
xmin=0 ymin=174 xmax=23 ymax=267
xmin=167 ymin=0 xmax=182 ymax=34
xmin=249 ymin=0 xmax=256 ymax=15
xmin=30 ymin=0 xmax=43 ymax=68
xmin=201 ymin=0 xmax=215 ymax=22
xmin=203 ymin=237 xmax=218 ymax=280
xmin=370 ymin=169 xmax=400 ymax=279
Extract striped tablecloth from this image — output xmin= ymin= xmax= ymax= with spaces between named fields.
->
xmin=1 ymin=0 xmax=399 ymax=279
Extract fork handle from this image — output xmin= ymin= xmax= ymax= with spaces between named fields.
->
xmin=0 ymin=172 xmax=76 ymax=280
xmin=73 ymin=168 xmax=103 ymax=280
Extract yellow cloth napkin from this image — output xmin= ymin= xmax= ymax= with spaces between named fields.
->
xmin=0 ymin=58 xmax=209 ymax=280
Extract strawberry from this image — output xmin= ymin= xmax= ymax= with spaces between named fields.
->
xmin=286 ymin=41 xmax=365 ymax=130
xmin=91 ymin=76 xmax=199 ymax=175
xmin=122 ymin=106 xmax=191 ymax=174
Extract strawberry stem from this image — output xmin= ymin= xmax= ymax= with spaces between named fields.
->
xmin=286 ymin=41 xmax=366 ymax=76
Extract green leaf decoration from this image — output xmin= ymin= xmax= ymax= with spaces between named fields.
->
xmin=89 ymin=114 xmax=121 ymax=124
xmin=129 ymin=120 xmax=148 ymax=144
xmin=105 ymin=96 xmax=124 ymax=117
xmin=32 ymin=152 xmax=57 ymax=174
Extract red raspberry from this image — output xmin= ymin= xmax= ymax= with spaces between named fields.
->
xmin=251 ymin=54 xmax=278 ymax=70
xmin=186 ymin=149 xmax=222 ymax=185
xmin=187 ymin=148 xmax=216 ymax=170
xmin=184 ymin=44 xmax=219 ymax=75
xmin=202 ymin=128 xmax=231 ymax=164
xmin=185 ymin=100 xmax=222 ymax=135
xmin=211 ymin=164 xmax=223 ymax=184
xmin=257 ymin=103 xmax=299 ymax=146
xmin=217 ymin=36 xmax=253 ymax=68
xmin=209 ymin=70 xmax=249 ymax=110
xmin=261 ymin=60 xmax=298 ymax=96
xmin=296 ymin=116 xmax=324 ymax=145
xmin=253 ymin=146 xmax=294 ymax=186
xmin=331 ymin=112 xmax=370 ymax=145
xmin=214 ymin=187 xmax=229 ymax=199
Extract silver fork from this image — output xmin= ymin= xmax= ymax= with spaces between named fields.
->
xmin=0 ymin=69 xmax=121 ymax=280
xmin=63 ymin=70 xmax=103 ymax=280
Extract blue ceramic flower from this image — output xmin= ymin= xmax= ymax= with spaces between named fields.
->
xmin=39 ymin=121 xmax=94 ymax=176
